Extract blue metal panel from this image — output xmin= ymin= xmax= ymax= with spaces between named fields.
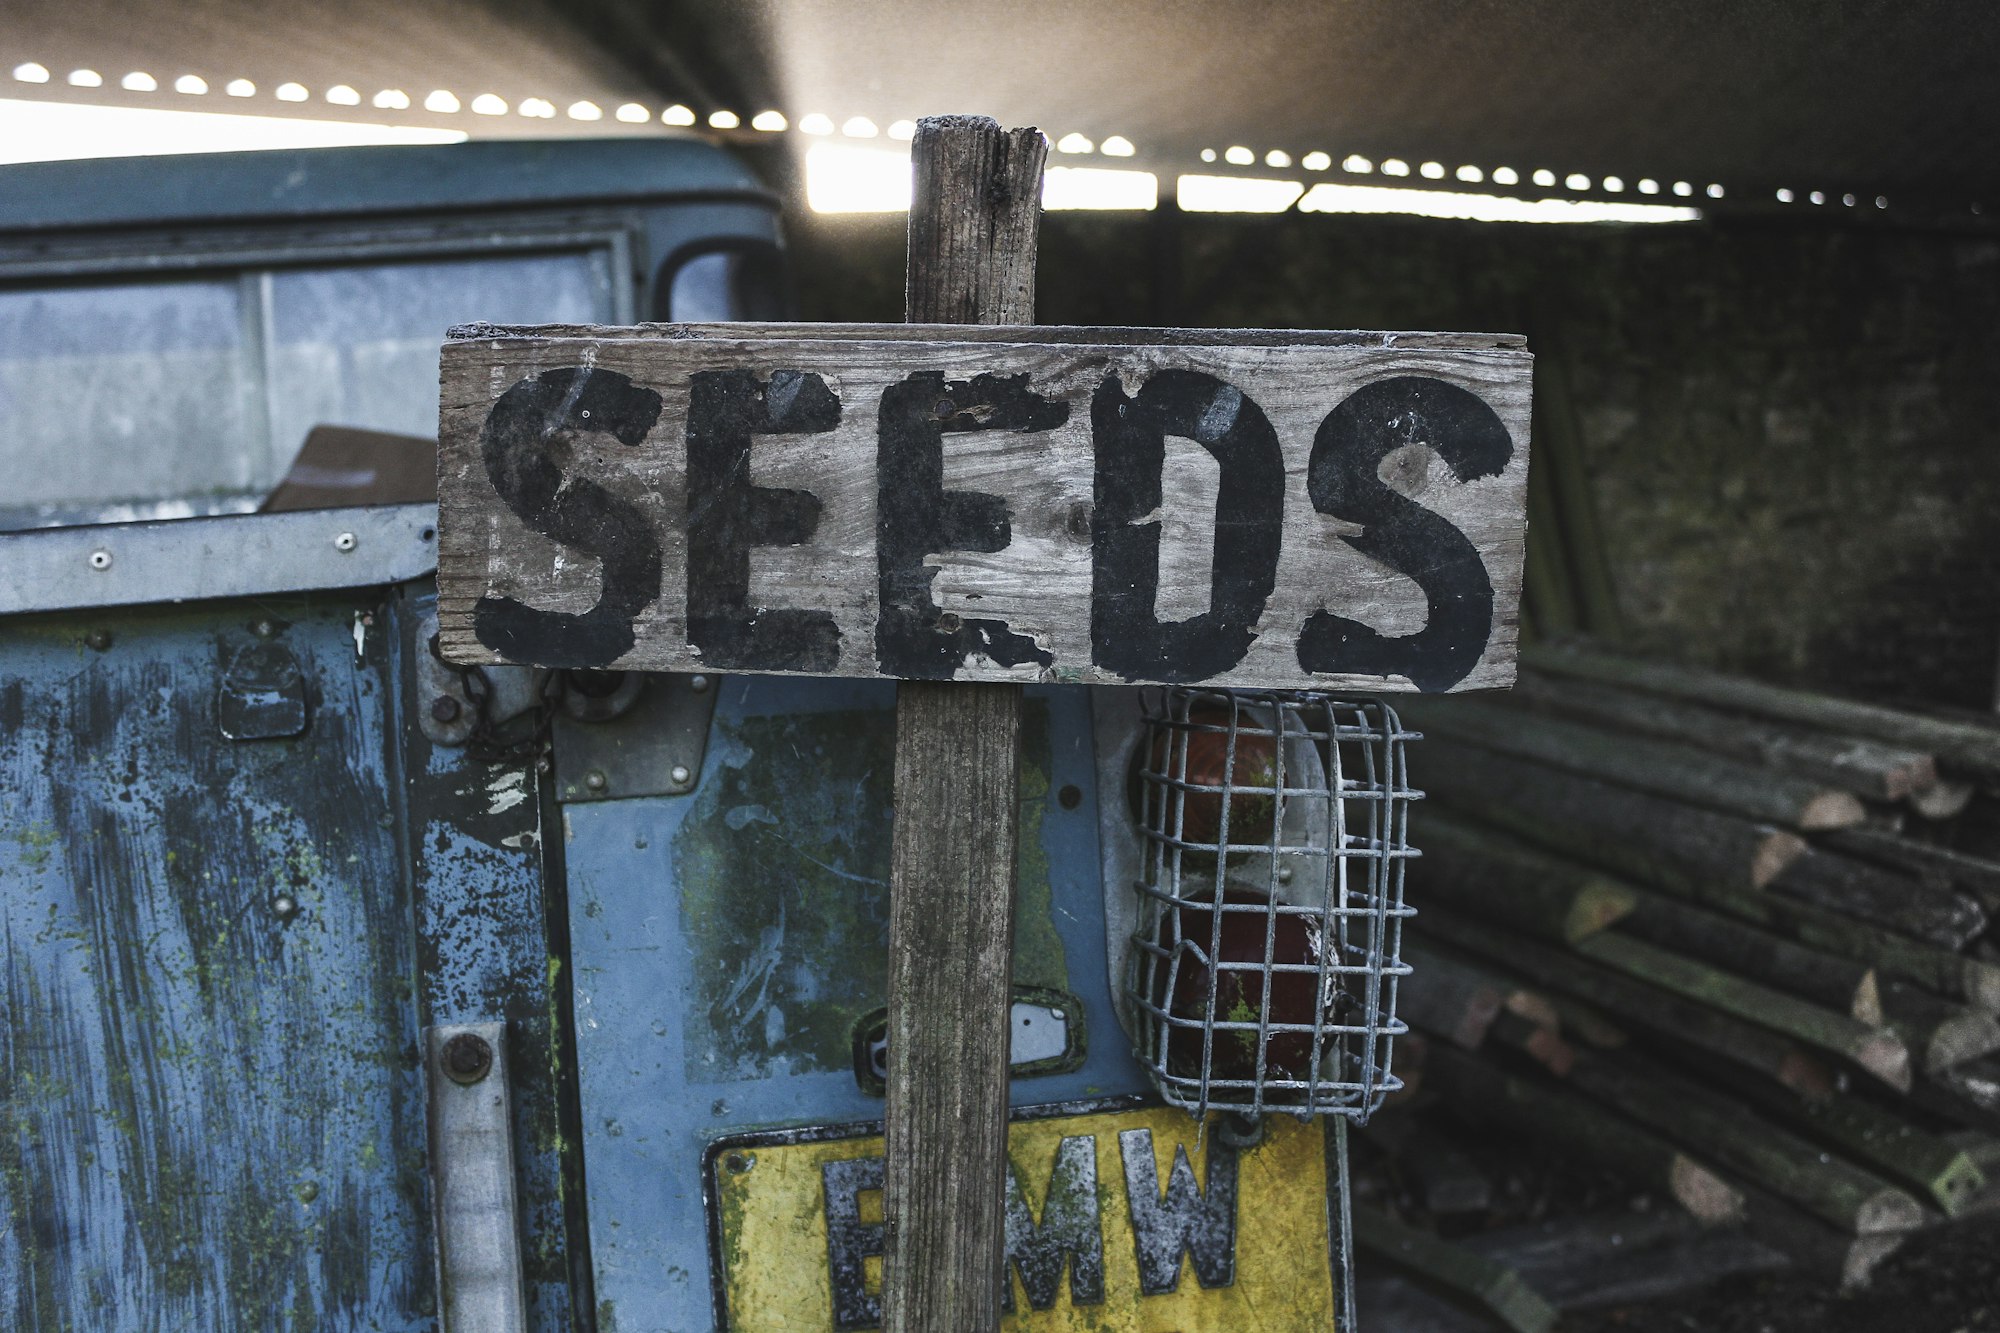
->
xmin=0 ymin=139 xmax=774 ymax=235
xmin=567 ymin=677 xmax=1143 ymax=1331
xmin=0 ymin=594 xmax=432 ymax=1331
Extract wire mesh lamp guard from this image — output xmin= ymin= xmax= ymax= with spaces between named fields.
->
xmin=1127 ymin=687 xmax=1416 ymax=1122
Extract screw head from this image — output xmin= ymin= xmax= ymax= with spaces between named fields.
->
xmin=333 ymin=531 xmax=357 ymax=553
xmin=669 ymin=764 xmax=693 ymax=788
xmin=584 ymin=769 xmax=608 ymax=792
xmin=430 ymin=696 xmax=462 ymax=723
xmin=724 ymin=1151 xmax=755 ymax=1174
xmin=88 ymin=549 xmax=113 ymax=571
xmin=441 ymin=1032 xmax=494 ymax=1085
xmin=689 ymin=674 xmax=711 ymax=693
xmin=85 ymin=629 xmax=113 ymax=652
xmin=271 ymin=894 xmax=299 ymax=920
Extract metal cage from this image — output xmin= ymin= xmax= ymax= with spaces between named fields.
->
xmin=1126 ymin=687 xmax=1417 ymax=1121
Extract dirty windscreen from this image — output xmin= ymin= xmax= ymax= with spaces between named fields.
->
xmin=0 ymin=250 xmax=612 ymax=529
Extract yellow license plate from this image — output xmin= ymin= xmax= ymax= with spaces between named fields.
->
xmin=709 ymin=1102 xmax=1343 ymax=1331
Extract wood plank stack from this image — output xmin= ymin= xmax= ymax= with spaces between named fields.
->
xmin=1374 ymin=642 xmax=2000 ymax=1317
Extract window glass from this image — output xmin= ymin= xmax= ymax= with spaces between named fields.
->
xmin=0 ymin=279 xmax=259 ymax=524
xmin=266 ymin=252 xmax=606 ymax=458
xmin=0 ymin=250 xmax=612 ymax=529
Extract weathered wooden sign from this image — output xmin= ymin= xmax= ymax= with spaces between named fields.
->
xmin=438 ymin=322 xmax=1531 ymax=692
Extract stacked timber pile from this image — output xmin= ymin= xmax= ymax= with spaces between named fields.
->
xmin=1362 ymin=641 xmax=2000 ymax=1330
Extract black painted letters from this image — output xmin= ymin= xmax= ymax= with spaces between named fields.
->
xmin=1091 ymin=371 xmax=1285 ymax=683
xmin=685 ymin=368 xmax=844 ymax=672
xmin=875 ymin=371 xmax=1069 ymax=679
xmin=1295 ymin=376 xmax=1514 ymax=691
xmin=473 ymin=367 xmax=664 ymax=668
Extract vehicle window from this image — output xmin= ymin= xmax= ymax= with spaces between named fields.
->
xmin=664 ymin=244 xmax=787 ymax=323
xmin=0 ymin=250 xmax=612 ymax=530
xmin=264 ymin=253 xmax=607 ymax=465
xmin=0 ymin=279 xmax=260 ymax=527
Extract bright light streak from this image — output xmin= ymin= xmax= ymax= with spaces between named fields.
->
xmin=1297 ymin=181 xmax=1700 ymax=224
xmin=1044 ymin=167 xmax=1157 ymax=210
xmin=0 ymin=98 xmax=465 ymax=165
xmin=805 ymin=142 xmax=910 ymax=212
xmin=1176 ymin=174 xmax=1304 ymax=212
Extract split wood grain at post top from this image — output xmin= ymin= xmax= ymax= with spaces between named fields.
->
xmin=882 ymin=114 xmax=1043 ymax=1333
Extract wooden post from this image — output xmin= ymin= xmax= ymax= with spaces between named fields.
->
xmin=882 ymin=115 xmax=1047 ymax=1333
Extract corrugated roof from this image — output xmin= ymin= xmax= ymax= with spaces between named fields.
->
xmin=7 ymin=0 xmax=1994 ymax=217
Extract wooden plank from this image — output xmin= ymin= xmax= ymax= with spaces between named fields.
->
xmin=1417 ymin=737 xmax=1808 ymax=897
xmin=1402 ymin=696 xmax=1865 ymax=830
xmin=1409 ymin=809 xmax=1638 ymax=942
xmin=1768 ymin=846 xmax=1986 ymax=949
xmin=436 ymin=329 xmax=1532 ymax=690
xmin=1524 ymin=641 xmax=2000 ymax=785
xmin=1353 ymin=1205 xmax=1560 ymax=1333
xmin=1426 ymin=1046 xmax=1745 ymax=1225
xmin=1557 ymin=1050 xmax=1924 ymax=1236
xmin=882 ymin=113 xmax=1041 ymax=1333
xmin=1417 ymin=909 xmax=1838 ymax=1097
xmin=450 ymin=319 xmax=1529 ymax=349
xmin=1509 ymin=669 xmax=1941 ymax=802
xmin=1570 ymin=932 xmax=1911 ymax=1091
xmin=1614 ymin=884 xmax=1883 ymax=1023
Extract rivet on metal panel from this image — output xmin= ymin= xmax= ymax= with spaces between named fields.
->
xmin=669 ymin=765 xmax=693 ymax=788
xmin=295 ymin=1180 xmax=320 ymax=1204
xmin=333 ymin=531 xmax=358 ymax=552
xmin=689 ymin=674 xmax=712 ymax=693
xmin=254 ymin=619 xmax=278 ymax=638
xmin=442 ymin=1031 xmax=495 ymax=1085
xmin=431 ymin=696 xmax=462 ymax=723
xmin=585 ymin=770 xmax=608 ymax=793
xmin=271 ymin=894 xmax=299 ymax=921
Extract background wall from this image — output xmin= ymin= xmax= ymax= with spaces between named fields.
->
xmin=788 ymin=209 xmax=2000 ymax=708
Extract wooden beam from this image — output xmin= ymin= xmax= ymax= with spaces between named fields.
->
xmin=1557 ymin=1050 xmax=1923 ymax=1236
xmin=1410 ymin=808 xmax=1638 ymax=943
xmin=881 ymin=114 xmax=1043 ymax=1333
xmin=1570 ymin=931 xmax=1911 ymax=1091
xmin=1426 ymin=1045 xmax=1744 ymax=1225
xmin=1403 ymin=697 xmax=1865 ymax=830
xmin=1417 ymin=909 xmax=1837 ymax=1097
xmin=1417 ymin=736 xmax=1807 ymax=897
xmin=1523 ymin=642 xmax=2000 ymax=786
xmin=1352 ymin=1204 xmax=1560 ymax=1333
xmin=1508 ymin=669 xmax=1940 ymax=802
xmin=1614 ymin=883 xmax=1883 ymax=1023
